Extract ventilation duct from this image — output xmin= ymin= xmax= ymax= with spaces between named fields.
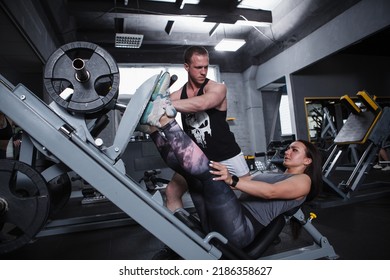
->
xmin=115 ymin=33 xmax=144 ymax=48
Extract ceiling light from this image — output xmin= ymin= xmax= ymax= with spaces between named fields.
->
xmin=146 ymin=0 xmax=176 ymax=2
xmin=238 ymin=0 xmax=282 ymax=10
xmin=115 ymin=33 xmax=144 ymax=48
xmin=215 ymin=39 xmax=246 ymax=52
xmin=147 ymin=0 xmax=199 ymax=9
xmin=235 ymin=20 xmax=272 ymax=27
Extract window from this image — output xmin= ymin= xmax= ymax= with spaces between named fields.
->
xmin=118 ymin=64 xmax=218 ymax=97
xmin=117 ymin=64 xmax=219 ymax=129
xmin=279 ymin=94 xmax=292 ymax=135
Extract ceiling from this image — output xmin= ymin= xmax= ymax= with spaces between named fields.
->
xmin=1 ymin=0 xmax=389 ymax=95
xmin=44 ymin=0 xmax=363 ymax=72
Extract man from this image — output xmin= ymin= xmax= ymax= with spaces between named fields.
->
xmin=165 ymin=46 xmax=249 ymax=212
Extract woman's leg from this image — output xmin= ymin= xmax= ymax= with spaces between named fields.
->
xmin=154 ymin=120 xmax=255 ymax=248
xmin=150 ymin=127 xmax=208 ymax=222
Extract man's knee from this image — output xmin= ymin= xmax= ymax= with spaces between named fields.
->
xmin=166 ymin=182 xmax=188 ymax=198
xmin=166 ymin=173 xmax=188 ymax=198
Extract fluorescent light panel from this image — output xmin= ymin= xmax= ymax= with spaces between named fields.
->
xmin=147 ymin=0 xmax=200 ymax=7
xmin=235 ymin=20 xmax=272 ymax=27
xmin=215 ymin=38 xmax=246 ymax=52
xmin=238 ymin=0 xmax=282 ymax=10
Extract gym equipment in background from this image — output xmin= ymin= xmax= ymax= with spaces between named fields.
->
xmin=318 ymin=91 xmax=390 ymax=207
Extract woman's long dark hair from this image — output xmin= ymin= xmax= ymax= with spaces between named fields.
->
xmin=291 ymin=139 xmax=323 ymax=239
xmin=298 ymin=139 xmax=323 ymax=202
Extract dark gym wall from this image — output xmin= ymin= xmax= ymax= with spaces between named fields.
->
xmin=0 ymin=8 xmax=44 ymax=95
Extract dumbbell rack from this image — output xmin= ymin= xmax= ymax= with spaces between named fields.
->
xmin=0 ymin=73 xmax=223 ymax=259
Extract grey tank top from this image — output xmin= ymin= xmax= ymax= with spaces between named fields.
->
xmin=240 ymin=172 xmax=306 ymax=226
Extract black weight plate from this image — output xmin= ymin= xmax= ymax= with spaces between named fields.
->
xmin=0 ymin=159 xmax=50 ymax=254
xmin=43 ymin=41 xmax=119 ymax=114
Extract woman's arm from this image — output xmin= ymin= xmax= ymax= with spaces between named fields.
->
xmin=209 ymin=161 xmax=311 ymax=200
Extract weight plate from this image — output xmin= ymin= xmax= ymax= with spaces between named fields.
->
xmin=44 ymin=41 xmax=119 ymax=114
xmin=0 ymin=159 xmax=50 ymax=254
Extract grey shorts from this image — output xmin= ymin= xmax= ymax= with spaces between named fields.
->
xmin=219 ymin=152 xmax=250 ymax=177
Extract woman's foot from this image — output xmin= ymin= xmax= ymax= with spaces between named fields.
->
xmin=150 ymin=71 xmax=171 ymax=101
xmin=140 ymin=72 xmax=176 ymax=127
xmin=140 ymin=97 xmax=176 ymax=127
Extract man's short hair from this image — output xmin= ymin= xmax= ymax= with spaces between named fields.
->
xmin=184 ymin=46 xmax=209 ymax=64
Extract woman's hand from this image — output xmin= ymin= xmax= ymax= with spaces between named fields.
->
xmin=209 ymin=161 xmax=232 ymax=186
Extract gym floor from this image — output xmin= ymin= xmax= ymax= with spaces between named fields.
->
xmin=1 ymin=170 xmax=390 ymax=260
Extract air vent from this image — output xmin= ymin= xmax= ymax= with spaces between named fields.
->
xmin=115 ymin=33 xmax=143 ymax=48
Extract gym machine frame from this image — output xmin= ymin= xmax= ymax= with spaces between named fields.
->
xmin=0 ymin=42 xmax=337 ymax=259
xmin=0 ymin=72 xmax=220 ymax=259
xmin=319 ymin=91 xmax=390 ymax=207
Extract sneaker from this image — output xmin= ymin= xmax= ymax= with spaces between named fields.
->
xmin=140 ymin=97 xmax=176 ymax=127
xmin=152 ymin=72 xmax=177 ymax=118
xmin=140 ymin=100 xmax=165 ymax=127
xmin=373 ymin=164 xmax=383 ymax=169
xmin=382 ymin=165 xmax=390 ymax=171
xmin=140 ymin=72 xmax=177 ymax=127
xmin=151 ymin=72 xmax=171 ymax=101
xmin=152 ymin=246 xmax=181 ymax=260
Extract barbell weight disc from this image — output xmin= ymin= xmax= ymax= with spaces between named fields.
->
xmin=0 ymin=159 xmax=50 ymax=254
xmin=44 ymin=41 xmax=120 ymax=114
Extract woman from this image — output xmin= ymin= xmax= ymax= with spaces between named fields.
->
xmin=140 ymin=93 xmax=322 ymax=248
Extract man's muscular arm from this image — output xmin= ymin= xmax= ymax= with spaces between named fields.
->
xmin=170 ymin=81 xmax=227 ymax=113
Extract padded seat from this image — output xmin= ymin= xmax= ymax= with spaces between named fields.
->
xmin=242 ymin=206 xmax=300 ymax=258
xmin=174 ymin=207 xmax=300 ymax=259
xmin=243 ymin=214 xmax=286 ymax=258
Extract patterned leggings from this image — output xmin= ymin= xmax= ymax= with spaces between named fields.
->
xmin=150 ymin=120 xmax=256 ymax=248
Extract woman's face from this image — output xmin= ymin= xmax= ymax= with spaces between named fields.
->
xmin=283 ymin=141 xmax=312 ymax=169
